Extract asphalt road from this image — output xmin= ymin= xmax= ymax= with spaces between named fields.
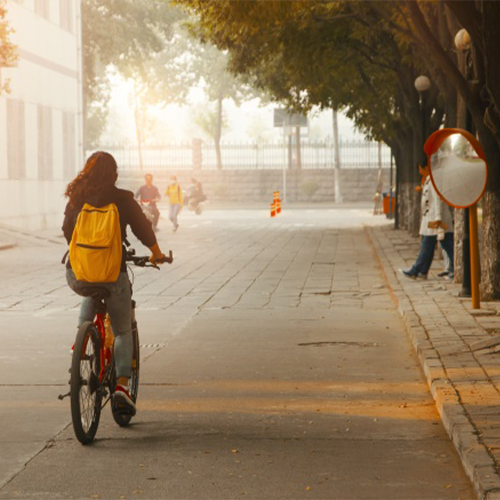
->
xmin=0 ymin=206 xmax=474 ymax=499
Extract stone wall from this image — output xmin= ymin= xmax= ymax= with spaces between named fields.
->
xmin=118 ymin=168 xmax=391 ymax=203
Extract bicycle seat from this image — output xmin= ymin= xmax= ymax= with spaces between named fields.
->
xmin=78 ymin=286 xmax=110 ymax=300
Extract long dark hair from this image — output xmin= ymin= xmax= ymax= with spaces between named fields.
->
xmin=65 ymin=152 xmax=118 ymax=208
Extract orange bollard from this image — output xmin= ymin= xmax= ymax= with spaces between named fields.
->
xmin=273 ymin=191 xmax=281 ymax=214
xmin=270 ymin=201 xmax=276 ymax=217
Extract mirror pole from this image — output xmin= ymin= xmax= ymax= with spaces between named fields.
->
xmin=469 ymin=204 xmax=481 ymax=309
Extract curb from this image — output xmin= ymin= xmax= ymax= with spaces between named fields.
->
xmin=366 ymin=225 xmax=500 ymax=500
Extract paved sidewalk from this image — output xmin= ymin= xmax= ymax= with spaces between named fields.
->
xmin=368 ymin=223 xmax=500 ymax=500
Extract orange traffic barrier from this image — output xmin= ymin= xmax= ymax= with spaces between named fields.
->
xmin=270 ymin=201 xmax=276 ymax=217
xmin=273 ymin=191 xmax=282 ymax=215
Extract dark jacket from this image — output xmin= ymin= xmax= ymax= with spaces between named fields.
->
xmin=62 ymin=187 xmax=157 ymax=271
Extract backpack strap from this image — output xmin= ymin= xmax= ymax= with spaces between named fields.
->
xmin=61 ymin=250 xmax=69 ymax=264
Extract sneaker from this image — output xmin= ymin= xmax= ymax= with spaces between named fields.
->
xmin=113 ymin=385 xmax=136 ymax=416
xmin=437 ymin=271 xmax=449 ymax=278
xmin=445 ymin=273 xmax=454 ymax=281
xmin=417 ymin=273 xmax=428 ymax=280
xmin=399 ymin=269 xmax=417 ymax=280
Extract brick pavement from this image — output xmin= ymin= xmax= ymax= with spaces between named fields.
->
xmin=368 ymin=223 xmax=500 ymax=499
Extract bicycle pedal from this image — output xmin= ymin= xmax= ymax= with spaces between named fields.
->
xmin=58 ymin=391 xmax=70 ymax=401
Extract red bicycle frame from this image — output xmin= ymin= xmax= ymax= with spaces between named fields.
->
xmin=92 ymin=312 xmax=112 ymax=382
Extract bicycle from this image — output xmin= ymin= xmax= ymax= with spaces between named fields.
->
xmin=59 ymin=249 xmax=173 ymax=445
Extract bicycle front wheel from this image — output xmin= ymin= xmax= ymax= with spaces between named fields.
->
xmin=70 ymin=321 xmax=102 ymax=444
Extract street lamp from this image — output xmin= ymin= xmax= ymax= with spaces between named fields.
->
xmin=455 ymin=28 xmax=471 ymax=52
xmin=454 ymin=28 xmax=473 ymax=298
xmin=414 ymin=75 xmax=431 ymax=166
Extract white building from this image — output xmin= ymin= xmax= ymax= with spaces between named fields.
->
xmin=0 ymin=0 xmax=82 ymax=230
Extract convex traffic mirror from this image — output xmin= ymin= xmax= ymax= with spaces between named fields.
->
xmin=424 ymin=128 xmax=488 ymax=209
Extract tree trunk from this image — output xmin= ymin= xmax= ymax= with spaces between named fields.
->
xmin=295 ymin=121 xmax=301 ymax=169
xmin=394 ymin=140 xmax=418 ymax=232
xmin=133 ymin=82 xmax=144 ymax=171
xmin=215 ymin=94 xmax=223 ymax=170
xmin=477 ymin=125 xmax=500 ymax=300
xmin=332 ymin=109 xmax=342 ymax=203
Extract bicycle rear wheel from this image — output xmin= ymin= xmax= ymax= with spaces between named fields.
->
xmin=70 ymin=322 xmax=102 ymax=444
xmin=112 ymin=322 xmax=140 ymax=427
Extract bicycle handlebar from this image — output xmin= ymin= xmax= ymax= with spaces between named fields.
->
xmin=125 ymin=250 xmax=173 ymax=268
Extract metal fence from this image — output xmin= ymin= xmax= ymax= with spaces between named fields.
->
xmin=88 ymin=140 xmax=392 ymax=171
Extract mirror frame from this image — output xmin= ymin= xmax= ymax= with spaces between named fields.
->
xmin=424 ymin=128 xmax=488 ymax=209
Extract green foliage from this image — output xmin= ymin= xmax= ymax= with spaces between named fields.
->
xmin=0 ymin=0 xmax=17 ymax=95
xmin=174 ymin=1 xmax=442 ymax=154
xmin=301 ymin=179 xmax=320 ymax=200
xmin=82 ymin=0 xmax=185 ymax=147
xmin=195 ymin=104 xmax=228 ymax=141
xmin=82 ymin=0 xmax=260 ymax=149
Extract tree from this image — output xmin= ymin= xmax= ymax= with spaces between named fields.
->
xmin=121 ymin=30 xmax=197 ymax=168
xmin=176 ymin=0 xmax=500 ymax=298
xmin=0 ymin=0 xmax=18 ymax=94
xmin=190 ymin=42 xmax=258 ymax=169
xmin=175 ymin=0 xmax=445 ymax=231
xmin=81 ymin=0 xmax=182 ymax=148
xmin=195 ymin=102 xmax=229 ymax=146
xmin=381 ymin=1 xmax=500 ymax=298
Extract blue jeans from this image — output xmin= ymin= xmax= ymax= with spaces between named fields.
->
xmin=410 ymin=233 xmax=454 ymax=276
xmin=169 ymin=203 xmax=181 ymax=228
xmin=66 ymin=269 xmax=133 ymax=378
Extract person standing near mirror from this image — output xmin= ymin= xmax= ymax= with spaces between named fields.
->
xmin=400 ymin=163 xmax=454 ymax=280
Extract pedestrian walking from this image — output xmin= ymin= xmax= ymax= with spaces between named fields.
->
xmin=400 ymin=164 xmax=454 ymax=280
xmin=135 ymin=173 xmax=161 ymax=231
xmin=165 ymin=175 xmax=183 ymax=232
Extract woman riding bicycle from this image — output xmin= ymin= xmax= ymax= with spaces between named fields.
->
xmin=62 ymin=151 xmax=167 ymax=416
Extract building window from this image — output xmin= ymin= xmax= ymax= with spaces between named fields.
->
xmin=59 ymin=0 xmax=73 ymax=33
xmin=38 ymin=105 xmax=53 ymax=180
xmin=6 ymin=99 xmax=26 ymax=180
xmin=34 ymin=0 xmax=50 ymax=20
xmin=62 ymin=112 xmax=76 ymax=180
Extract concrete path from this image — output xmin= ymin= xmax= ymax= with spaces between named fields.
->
xmin=368 ymin=223 xmax=500 ymax=499
xmin=0 ymin=207 xmax=473 ymax=499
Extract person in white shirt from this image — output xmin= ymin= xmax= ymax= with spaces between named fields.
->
xmin=400 ymin=164 xmax=454 ymax=280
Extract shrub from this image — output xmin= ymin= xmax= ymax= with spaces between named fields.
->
xmin=301 ymin=179 xmax=320 ymax=200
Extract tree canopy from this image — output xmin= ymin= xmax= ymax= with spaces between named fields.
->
xmin=176 ymin=0 xmax=500 ymax=298
xmin=82 ymin=0 xmax=183 ymax=147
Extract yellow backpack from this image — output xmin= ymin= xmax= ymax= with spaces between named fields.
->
xmin=69 ymin=203 xmax=123 ymax=283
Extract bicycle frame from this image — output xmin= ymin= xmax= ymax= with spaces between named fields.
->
xmin=94 ymin=311 xmax=111 ymax=383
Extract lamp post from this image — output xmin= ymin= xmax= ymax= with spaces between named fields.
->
xmin=414 ymin=75 xmax=431 ymax=167
xmin=455 ymin=28 xmax=473 ymax=298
